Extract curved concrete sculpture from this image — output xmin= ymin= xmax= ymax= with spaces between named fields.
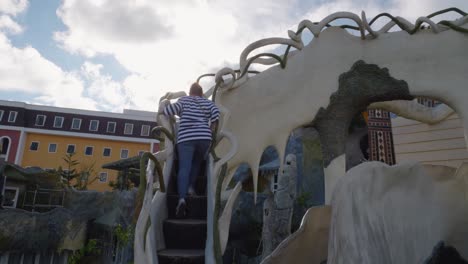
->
xmin=136 ymin=8 xmax=468 ymax=263
xmin=208 ymin=9 xmax=468 ymax=260
xmin=261 ymin=206 xmax=331 ymax=264
xmin=260 ymin=162 xmax=468 ymax=264
xmin=368 ymin=99 xmax=455 ymax=125
xmin=328 ymin=161 xmax=468 ymax=263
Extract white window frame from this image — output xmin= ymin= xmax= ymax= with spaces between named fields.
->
xmin=29 ymin=141 xmax=39 ymax=151
xmin=99 ymin=172 xmax=108 ymax=183
xmin=120 ymin=149 xmax=129 ymax=159
xmin=48 ymin=143 xmax=57 ymax=153
xmin=35 ymin=114 xmax=46 ymax=126
xmin=8 ymin=111 xmax=17 ymax=123
xmin=2 ymin=186 xmax=19 ymax=208
xmin=107 ymin=122 xmax=116 ymax=133
xmin=53 ymin=116 xmax=64 ymax=128
xmin=89 ymin=120 xmax=99 ymax=132
xmin=0 ymin=110 xmax=4 ymax=121
xmin=71 ymin=118 xmax=82 ymax=130
xmin=124 ymin=123 xmax=134 ymax=135
xmin=141 ymin=125 xmax=150 ymax=136
xmin=103 ymin=147 xmax=111 ymax=157
xmin=66 ymin=144 xmax=76 ymax=154
xmin=85 ymin=146 xmax=94 ymax=156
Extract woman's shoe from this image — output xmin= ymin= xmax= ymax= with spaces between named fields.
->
xmin=188 ymin=186 xmax=197 ymax=196
xmin=175 ymin=198 xmax=187 ymax=218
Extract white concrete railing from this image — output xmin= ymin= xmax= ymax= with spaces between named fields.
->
xmin=134 ymin=96 xmax=179 ymax=264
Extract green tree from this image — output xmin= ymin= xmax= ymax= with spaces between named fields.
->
xmin=57 ymin=152 xmax=98 ymax=190
xmin=60 ymin=152 xmax=80 ymax=188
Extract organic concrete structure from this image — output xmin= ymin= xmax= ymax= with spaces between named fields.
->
xmin=135 ymin=8 xmax=468 ymax=263
xmin=328 ymin=162 xmax=468 ymax=263
xmin=261 ymin=154 xmax=297 ymax=259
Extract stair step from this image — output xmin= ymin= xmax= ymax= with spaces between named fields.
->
xmin=158 ymin=249 xmax=204 ymax=264
xmin=164 ymin=219 xmax=207 ymax=249
xmin=167 ymin=194 xmax=207 ymax=219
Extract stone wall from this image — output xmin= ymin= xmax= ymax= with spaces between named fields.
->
xmin=0 ymin=189 xmax=136 ymax=252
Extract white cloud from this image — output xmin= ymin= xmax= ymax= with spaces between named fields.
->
xmin=0 ymin=32 xmax=139 ymax=112
xmin=301 ymin=0 xmax=468 ymax=28
xmin=0 ymin=33 xmax=100 ymax=110
xmin=81 ymin=61 xmax=130 ymax=112
xmin=0 ymin=0 xmax=28 ymax=16
xmin=2 ymin=0 xmax=467 ymax=113
xmin=0 ymin=14 xmax=22 ymax=34
xmin=0 ymin=0 xmax=136 ymax=112
xmin=54 ymin=0 xmax=303 ymax=110
xmin=390 ymin=0 xmax=468 ymax=21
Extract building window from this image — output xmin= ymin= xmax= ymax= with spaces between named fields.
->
xmin=71 ymin=118 xmax=82 ymax=130
xmin=141 ymin=125 xmax=150 ymax=136
xmin=35 ymin=114 xmax=46 ymax=126
xmin=138 ymin=150 xmax=145 ymax=156
xmin=2 ymin=187 xmax=19 ymax=208
xmin=0 ymin=137 xmax=10 ymax=161
xmin=107 ymin=122 xmax=116 ymax=133
xmin=30 ymin=141 xmax=39 ymax=151
xmin=99 ymin=172 xmax=108 ymax=183
xmin=124 ymin=123 xmax=133 ymax=135
xmin=85 ymin=146 xmax=94 ymax=156
xmin=0 ymin=110 xmax=4 ymax=121
xmin=120 ymin=149 xmax=129 ymax=159
xmin=54 ymin=116 xmax=64 ymax=128
xmin=66 ymin=144 xmax=76 ymax=154
xmin=8 ymin=111 xmax=17 ymax=123
xmin=89 ymin=120 xmax=99 ymax=131
xmin=48 ymin=143 xmax=57 ymax=153
xmin=103 ymin=147 xmax=111 ymax=157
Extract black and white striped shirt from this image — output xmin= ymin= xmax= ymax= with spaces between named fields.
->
xmin=163 ymin=96 xmax=220 ymax=144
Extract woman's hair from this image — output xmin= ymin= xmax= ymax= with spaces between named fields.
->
xmin=189 ymin=83 xmax=204 ymax=96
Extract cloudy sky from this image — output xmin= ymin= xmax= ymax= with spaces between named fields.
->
xmin=0 ymin=0 xmax=467 ymax=113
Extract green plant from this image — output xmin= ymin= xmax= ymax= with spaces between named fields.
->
xmin=74 ymin=161 xmax=98 ymax=190
xmin=114 ymin=224 xmax=133 ymax=246
xmin=108 ymin=170 xmax=136 ymax=191
xmin=61 ymin=152 xmax=80 ymax=188
xmin=68 ymin=239 xmax=101 ymax=264
xmin=296 ymin=192 xmax=311 ymax=207
xmin=53 ymin=153 xmax=98 ymax=190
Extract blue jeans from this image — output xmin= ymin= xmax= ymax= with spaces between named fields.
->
xmin=177 ymin=140 xmax=211 ymax=199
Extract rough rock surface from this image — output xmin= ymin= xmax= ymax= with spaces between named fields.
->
xmin=328 ymin=161 xmax=468 ymax=264
xmin=424 ymin=241 xmax=468 ymax=264
xmin=313 ymin=60 xmax=413 ymax=167
xmin=261 ymin=155 xmax=297 ymax=259
xmin=0 ymin=189 xmax=136 ymax=252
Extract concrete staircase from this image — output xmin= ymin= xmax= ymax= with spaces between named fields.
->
xmin=158 ymin=167 xmax=207 ymax=264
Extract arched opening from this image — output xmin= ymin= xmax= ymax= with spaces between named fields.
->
xmin=224 ymin=162 xmax=263 ymax=263
xmin=345 ymin=112 xmax=370 ymax=170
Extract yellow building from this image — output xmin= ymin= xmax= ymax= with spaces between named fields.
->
xmin=0 ymin=100 xmax=159 ymax=192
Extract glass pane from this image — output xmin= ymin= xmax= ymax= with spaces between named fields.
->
xmin=49 ymin=144 xmax=57 ymax=152
xmin=85 ymin=146 xmax=93 ymax=155
xmin=67 ymin=145 xmax=75 ymax=153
